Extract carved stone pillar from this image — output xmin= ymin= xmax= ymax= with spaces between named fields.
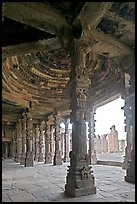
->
xmin=12 ymin=130 xmax=16 ymax=159
xmin=38 ymin=121 xmax=45 ymax=162
xmin=14 ymin=129 xmax=17 ymax=162
xmin=20 ymin=113 xmax=26 ymax=165
xmin=64 ymin=117 xmax=70 ymax=162
xmin=25 ymin=111 xmax=34 ymax=167
xmin=50 ymin=125 xmax=53 ymax=158
xmin=124 ymin=93 xmax=135 ymax=183
xmin=34 ymin=124 xmax=39 ymax=162
xmin=122 ymin=69 xmax=135 ymax=183
xmin=87 ymin=109 xmax=97 ymax=165
xmin=16 ymin=119 xmax=22 ymax=163
xmin=65 ymin=40 xmax=96 ymax=197
xmin=53 ymin=113 xmax=62 ymax=165
xmin=45 ymin=117 xmax=53 ymax=164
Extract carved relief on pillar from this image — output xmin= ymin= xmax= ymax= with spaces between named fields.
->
xmin=14 ymin=129 xmax=17 ymax=162
xmin=86 ymin=108 xmax=97 ymax=165
xmin=16 ymin=119 xmax=22 ymax=163
xmin=34 ymin=124 xmax=39 ymax=162
xmin=20 ymin=113 xmax=26 ymax=165
xmin=38 ymin=121 xmax=45 ymax=162
xmin=65 ymin=40 xmax=96 ymax=197
xmin=63 ymin=117 xmax=70 ymax=162
xmin=121 ymin=69 xmax=135 ymax=183
xmin=45 ymin=117 xmax=53 ymax=164
xmin=25 ymin=110 xmax=34 ymax=167
xmin=53 ymin=113 xmax=62 ymax=165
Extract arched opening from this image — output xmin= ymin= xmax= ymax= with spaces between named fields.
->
xmin=94 ymin=96 xmax=126 ymax=165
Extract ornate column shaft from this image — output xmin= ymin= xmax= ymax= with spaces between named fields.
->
xmin=16 ymin=119 xmax=22 ymax=163
xmin=64 ymin=117 xmax=70 ymax=162
xmin=14 ymin=129 xmax=17 ymax=162
xmin=45 ymin=117 xmax=53 ymax=164
xmin=38 ymin=121 xmax=45 ymax=162
xmin=53 ymin=113 xmax=62 ymax=165
xmin=50 ymin=125 xmax=53 ymax=157
xmin=20 ymin=113 xmax=26 ymax=165
xmin=25 ymin=111 xmax=34 ymax=167
xmin=124 ymin=93 xmax=135 ymax=183
xmin=34 ymin=124 xmax=39 ymax=161
xmin=122 ymin=69 xmax=135 ymax=183
xmin=11 ymin=130 xmax=16 ymax=158
xmin=87 ymin=109 xmax=97 ymax=165
xmin=65 ymin=40 xmax=96 ymax=197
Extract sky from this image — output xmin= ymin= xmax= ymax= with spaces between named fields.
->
xmin=94 ymin=97 xmax=126 ymax=140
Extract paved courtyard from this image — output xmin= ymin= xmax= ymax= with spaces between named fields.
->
xmin=2 ymin=158 xmax=135 ymax=202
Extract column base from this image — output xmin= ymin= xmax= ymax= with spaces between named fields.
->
xmin=65 ymin=153 xmax=96 ymax=197
xmin=63 ymin=157 xmax=70 ymax=162
xmin=20 ymin=154 xmax=26 ymax=165
xmin=91 ymin=152 xmax=97 ymax=165
xmin=122 ymin=147 xmax=131 ymax=170
xmin=34 ymin=155 xmax=38 ymax=162
xmin=16 ymin=156 xmax=21 ymax=163
xmin=25 ymin=151 xmax=33 ymax=167
xmin=38 ymin=153 xmax=44 ymax=162
xmin=53 ymin=152 xmax=62 ymax=165
xmin=65 ymin=185 xmax=96 ymax=198
xmin=125 ymin=152 xmax=135 ymax=184
xmin=45 ymin=153 xmax=52 ymax=164
xmin=125 ymin=164 xmax=135 ymax=184
xmin=122 ymin=160 xmax=130 ymax=170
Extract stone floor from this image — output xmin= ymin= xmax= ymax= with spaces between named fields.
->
xmin=2 ymin=158 xmax=135 ymax=202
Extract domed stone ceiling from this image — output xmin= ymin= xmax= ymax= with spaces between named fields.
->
xmin=2 ymin=2 xmax=135 ymax=128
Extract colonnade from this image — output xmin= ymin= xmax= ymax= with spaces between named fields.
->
xmin=2 ymin=40 xmax=135 ymax=198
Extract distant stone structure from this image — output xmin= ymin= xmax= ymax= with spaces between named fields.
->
xmin=94 ymin=126 xmax=126 ymax=154
xmin=100 ymin=134 xmax=108 ymax=153
xmin=108 ymin=125 xmax=119 ymax=153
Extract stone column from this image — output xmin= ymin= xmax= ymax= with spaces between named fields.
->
xmin=65 ymin=40 xmax=96 ymax=197
xmin=53 ymin=113 xmax=62 ymax=165
xmin=64 ymin=117 xmax=70 ymax=162
xmin=4 ymin=142 xmax=8 ymax=158
xmin=20 ymin=113 xmax=26 ymax=165
xmin=121 ymin=69 xmax=135 ymax=183
xmin=45 ymin=117 xmax=53 ymax=164
xmin=50 ymin=125 xmax=53 ymax=158
xmin=14 ymin=129 xmax=17 ymax=162
xmin=38 ymin=121 xmax=45 ymax=162
xmin=125 ymin=93 xmax=135 ymax=183
xmin=16 ymin=119 xmax=22 ymax=163
xmin=11 ymin=130 xmax=16 ymax=158
xmin=34 ymin=124 xmax=39 ymax=162
xmin=87 ymin=110 xmax=97 ymax=165
xmin=25 ymin=111 xmax=34 ymax=167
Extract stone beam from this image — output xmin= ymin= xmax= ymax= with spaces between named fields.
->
xmin=2 ymin=37 xmax=62 ymax=58
xmin=78 ymin=2 xmax=112 ymax=29
xmin=3 ymin=2 xmax=70 ymax=34
xmin=77 ymin=2 xmax=133 ymax=64
xmin=80 ymin=28 xmax=132 ymax=58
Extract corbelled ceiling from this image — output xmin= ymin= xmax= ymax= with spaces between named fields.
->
xmin=2 ymin=2 xmax=135 ymax=129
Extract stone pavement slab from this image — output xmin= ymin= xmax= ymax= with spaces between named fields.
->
xmin=2 ymin=159 xmax=135 ymax=202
